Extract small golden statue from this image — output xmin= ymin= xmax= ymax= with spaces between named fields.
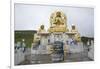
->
xmin=71 ymin=24 xmax=78 ymax=32
xmin=38 ymin=25 xmax=46 ymax=33
xmin=71 ymin=24 xmax=81 ymax=42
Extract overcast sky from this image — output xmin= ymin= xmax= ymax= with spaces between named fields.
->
xmin=14 ymin=4 xmax=94 ymax=37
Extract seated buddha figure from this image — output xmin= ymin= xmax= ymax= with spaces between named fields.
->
xmin=54 ymin=11 xmax=64 ymax=26
xmin=71 ymin=24 xmax=81 ymax=42
xmin=71 ymin=24 xmax=78 ymax=32
xmin=48 ymin=11 xmax=67 ymax=32
xmin=38 ymin=25 xmax=46 ymax=33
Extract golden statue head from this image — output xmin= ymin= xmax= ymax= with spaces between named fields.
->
xmin=38 ymin=25 xmax=46 ymax=33
xmin=40 ymin=25 xmax=44 ymax=30
xmin=72 ymin=24 xmax=76 ymax=30
xmin=56 ymin=11 xmax=61 ymax=17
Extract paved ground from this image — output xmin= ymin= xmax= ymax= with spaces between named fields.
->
xmin=65 ymin=52 xmax=92 ymax=62
xmin=17 ymin=52 xmax=93 ymax=65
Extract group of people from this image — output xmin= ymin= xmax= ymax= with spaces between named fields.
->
xmin=15 ymin=41 xmax=26 ymax=53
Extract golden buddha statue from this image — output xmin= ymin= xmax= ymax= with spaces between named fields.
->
xmin=71 ymin=24 xmax=78 ymax=32
xmin=71 ymin=24 xmax=81 ymax=42
xmin=48 ymin=11 xmax=68 ymax=32
xmin=38 ymin=25 xmax=46 ymax=33
xmin=53 ymin=11 xmax=64 ymax=25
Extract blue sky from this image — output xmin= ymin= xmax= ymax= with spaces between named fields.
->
xmin=14 ymin=4 xmax=94 ymax=37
